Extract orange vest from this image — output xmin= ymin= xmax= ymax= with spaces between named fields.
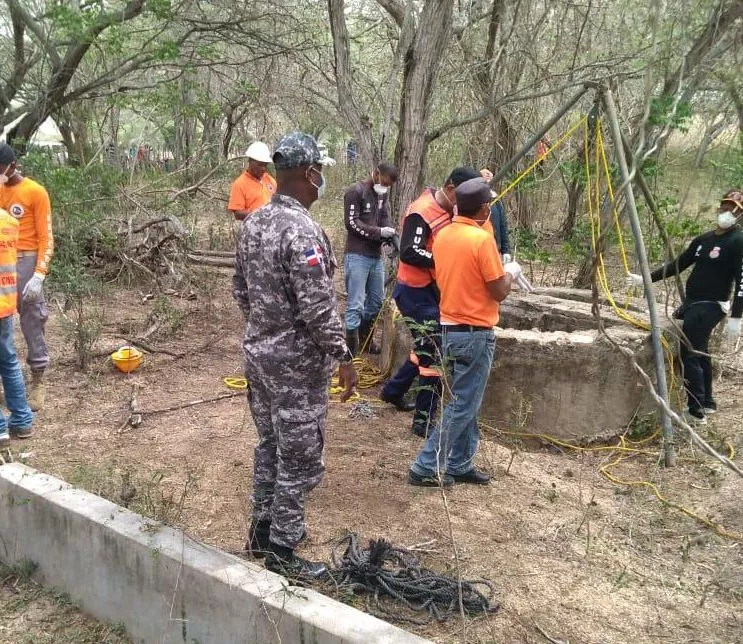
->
xmin=0 ymin=209 xmax=19 ymax=318
xmin=397 ymin=189 xmax=451 ymax=288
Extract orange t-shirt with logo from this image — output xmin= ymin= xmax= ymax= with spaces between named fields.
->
xmin=432 ymin=216 xmax=505 ymax=327
xmin=0 ymin=178 xmax=53 ymax=275
xmin=227 ymin=171 xmax=277 ymax=215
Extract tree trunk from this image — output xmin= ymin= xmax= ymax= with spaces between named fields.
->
xmin=390 ymin=0 xmax=454 ymax=221
xmin=693 ymin=117 xmax=727 ymax=168
xmin=328 ymin=0 xmax=378 ymax=167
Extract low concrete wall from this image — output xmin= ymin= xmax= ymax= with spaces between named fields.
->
xmin=0 ymin=463 xmax=430 ymax=644
xmin=381 ymin=290 xmax=671 ymax=442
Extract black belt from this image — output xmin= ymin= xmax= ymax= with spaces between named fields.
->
xmin=444 ymin=324 xmax=492 ymax=332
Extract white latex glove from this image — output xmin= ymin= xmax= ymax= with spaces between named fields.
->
xmin=503 ymin=261 xmax=522 ymax=279
xmin=502 ymin=253 xmax=512 ymax=264
xmin=626 ymin=273 xmax=643 ymax=288
xmin=725 ymin=317 xmax=741 ymax=343
xmin=380 ymin=227 xmax=396 ymax=239
xmin=22 ymin=272 xmax=45 ymax=302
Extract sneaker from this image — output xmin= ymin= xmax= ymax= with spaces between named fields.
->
xmin=449 ymin=469 xmax=491 ymax=485
xmin=703 ymin=400 xmax=717 ymax=414
xmin=687 ymin=408 xmax=707 ymax=425
xmin=264 ymin=543 xmax=327 ymax=580
xmin=0 ymin=431 xmax=9 ymax=448
xmin=9 ymin=426 xmax=33 ymax=439
xmin=408 ymin=469 xmax=454 ymax=487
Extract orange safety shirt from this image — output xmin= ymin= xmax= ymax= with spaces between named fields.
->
xmin=0 ymin=208 xmax=19 ymax=318
xmin=227 ymin=171 xmax=277 ymax=215
xmin=0 ymin=177 xmax=53 ymax=275
xmin=432 ymin=215 xmax=505 ymax=327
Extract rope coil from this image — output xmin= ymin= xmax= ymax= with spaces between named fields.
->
xmin=327 ymin=532 xmax=499 ymax=624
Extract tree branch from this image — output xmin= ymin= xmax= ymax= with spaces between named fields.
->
xmin=376 ymin=0 xmax=406 ymax=27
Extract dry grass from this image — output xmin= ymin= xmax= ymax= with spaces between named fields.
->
xmin=0 ymin=561 xmax=129 ymax=644
xmin=3 ymin=263 xmax=740 ymax=643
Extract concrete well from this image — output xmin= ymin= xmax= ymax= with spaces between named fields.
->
xmin=381 ymin=288 xmax=671 ymax=443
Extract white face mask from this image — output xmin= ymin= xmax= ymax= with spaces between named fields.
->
xmin=373 ymin=183 xmax=388 ymax=196
xmin=717 ymin=211 xmax=738 ymax=229
xmin=308 ymin=168 xmax=326 ymax=199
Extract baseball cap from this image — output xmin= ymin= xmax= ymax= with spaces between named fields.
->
xmin=445 ymin=166 xmax=481 ymax=188
xmin=273 ymin=132 xmax=332 ymax=169
xmin=721 ymin=189 xmax=743 ymax=213
xmin=455 ymin=178 xmax=492 ymax=214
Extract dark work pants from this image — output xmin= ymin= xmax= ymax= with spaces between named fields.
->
xmin=679 ymin=301 xmax=724 ymax=413
xmin=381 ymin=283 xmax=441 ymax=430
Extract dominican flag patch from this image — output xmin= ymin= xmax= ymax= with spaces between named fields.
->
xmin=304 ymin=244 xmax=324 ymax=267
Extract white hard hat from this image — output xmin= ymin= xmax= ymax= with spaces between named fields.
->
xmin=245 ymin=141 xmax=272 ymax=163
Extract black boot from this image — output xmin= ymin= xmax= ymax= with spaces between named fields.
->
xmin=359 ymin=320 xmax=380 ymax=354
xmin=411 ymin=410 xmax=433 ymax=438
xmin=245 ymin=520 xmax=271 ymax=558
xmin=380 ymin=390 xmax=416 ymax=412
xmin=265 ymin=543 xmax=328 ymax=580
xmin=345 ymin=328 xmax=359 ymax=357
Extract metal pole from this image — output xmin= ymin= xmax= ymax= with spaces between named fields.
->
xmin=492 ymin=85 xmax=590 ymax=185
xmin=602 ymin=87 xmax=676 ymax=467
xmin=620 ymin=132 xmax=685 ymax=301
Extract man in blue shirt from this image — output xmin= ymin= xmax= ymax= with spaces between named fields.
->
xmin=480 ymin=168 xmax=511 ymax=263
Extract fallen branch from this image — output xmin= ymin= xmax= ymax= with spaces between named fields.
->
xmin=188 ymin=249 xmax=235 ymax=258
xmin=187 ymin=253 xmax=235 ymax=268
xmin=160 ymin=163 xmax=228 ymax=207
xmin=535 ymin=623 xmax=568 ymax=644
xmin=116 ymin=334 xmax=218 ymax=360
xmin=140 ymin=391 xmax=245 ymax=416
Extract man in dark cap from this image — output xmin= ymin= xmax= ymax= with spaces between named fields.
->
xmin=409 ymin=177 xmax=522 ymax=487
xmin=380 ymin=167 xmax=482 ymax=437
xmin=0 ymin=143 xmax=53 ymax=411
xmin=232 ymin=131 xmax=357 ymax=579
xmin=627 ymin=189 xmax=743 ymax=424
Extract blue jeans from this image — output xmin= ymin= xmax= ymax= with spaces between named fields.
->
xmin=411 ymin=329 xmax=495 ymax=476
xmin=0 ymin=316 xmax=33 ymax=433
xmin=344 ymin=253 xmax=384 ymax=331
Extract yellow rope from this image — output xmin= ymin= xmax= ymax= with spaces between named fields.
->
xmin=329 ymin=295 xmax=393 ymax=401
xmin=483 ymin=422 xmax=742 ymax=542
xmin=495 ymin=116 xmax=589 ymax=202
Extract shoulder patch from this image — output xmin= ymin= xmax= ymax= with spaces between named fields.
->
xmin=303 ymin=244 xmax=325 ymax=267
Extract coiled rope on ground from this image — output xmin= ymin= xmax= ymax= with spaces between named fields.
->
xmin=326 ymin=532 xmax=499 ymax=624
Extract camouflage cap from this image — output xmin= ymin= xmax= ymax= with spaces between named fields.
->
xmin=273 ymin=131 xmax=332 ymax=169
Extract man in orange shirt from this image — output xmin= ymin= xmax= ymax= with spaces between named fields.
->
xmin=380 ymin=167 xmax=481 ymax=437
xmin=0 ymin=205 xmax=34 ymax=446
xmin=0 ymin=144 xmax=53 ymax=411
xmin=409 ymin=178 xmax=522 ymax=487
xmin=228 ymin=141 xmax=277 ymax=220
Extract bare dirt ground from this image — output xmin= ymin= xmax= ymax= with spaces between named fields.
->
xmin=0 ymin=562 xmax=128 ymax=643
xmin=5 ymin=256 xmax=741 ymax=644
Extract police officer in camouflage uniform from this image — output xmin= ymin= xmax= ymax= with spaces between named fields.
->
xmin=233 ymin=132 xmax=357 ymax=579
